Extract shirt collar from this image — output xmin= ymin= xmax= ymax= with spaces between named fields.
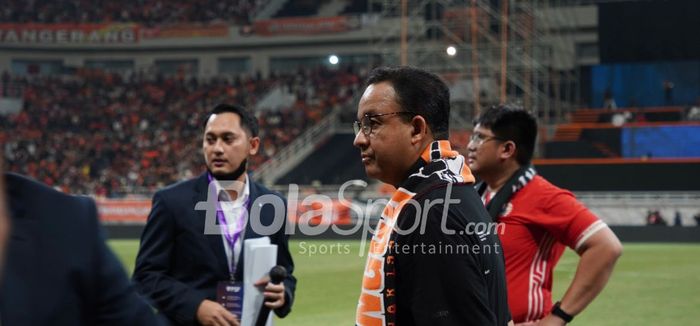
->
xmin=213 ymin=174 xmax=250 ymax=205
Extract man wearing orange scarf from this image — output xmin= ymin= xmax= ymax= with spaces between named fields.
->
xmin=353 ymin=66 xmax=511 ymax=326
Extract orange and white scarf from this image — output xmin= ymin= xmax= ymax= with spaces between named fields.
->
xmin=356 ymin=140 xmax=475 ymax=326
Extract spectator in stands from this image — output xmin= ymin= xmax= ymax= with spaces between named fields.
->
xmin=694 ymin=213 xmax=700 ymax=226
xmin=1 ymin=65 xmax=363 ymax=196
xmin=610 ymin=111 xmax=632 ymax=127
xmin=467 ymin=105 xmax=623 ymax=325
xmin=132 ymin=104 xmax=295 ymax=326
xmin=674 ymin=211 xmax=682 ymax=227
xmin=663 ymin=80 xmax=674 ymax=105
xmin=353 ymin=66 xmax=511 ymax=325
xmin=0 ymin=152 xmax=163 ymax=325
xmin=646 ymin=209 xmax=667 ymax=226
xmin=603 ymin=87 xmax=617 ymax=109
xmin=0 ymin=0 xmax=258 ymax=25
xmin=687 ymin=100 xmax=700 ymax=121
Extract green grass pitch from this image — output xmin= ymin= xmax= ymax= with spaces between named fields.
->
xmin=109 ymin=240 xmax=700 ymax=325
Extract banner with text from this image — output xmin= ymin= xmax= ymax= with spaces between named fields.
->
xmin=252 ymin=16 xmax=358 ymax=36
xmin=97 ymin=199 xmax=151 ymax=224
xmin=97 ymin=199 xmax=352 ymax=225
xmin=0 ymin=23 xmax=140 ymax=45
xmin=141 ymin=23 xmax=229 ymax=39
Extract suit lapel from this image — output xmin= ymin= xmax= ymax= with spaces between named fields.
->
xmin=191 ymin=173 xmax=230 ymax=278
xmin=243 ymin=177 xmax=261 ymax=241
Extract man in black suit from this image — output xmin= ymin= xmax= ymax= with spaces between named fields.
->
xmin=0 ymin=159 xmax=161 ymax=325
xmin=133 ymin=104 xmax=296 ymax=326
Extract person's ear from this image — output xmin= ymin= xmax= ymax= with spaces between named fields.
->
xmin=499 ymin=140 xmax=517 ymax=160
xmin=249 ymin=136 xmax=260 ymax=156
xmin=410 ymin=115 xmax=428 ymax=144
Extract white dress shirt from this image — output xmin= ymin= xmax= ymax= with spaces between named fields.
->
xmin=213 ymin=174 xmax=250 ymax=276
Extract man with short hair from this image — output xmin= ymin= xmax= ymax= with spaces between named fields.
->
xmin=467 ymin=105 xmax=623 ymax=325
xmin=133 ymin=104 xmax=296 ymax=326
xmin=354 ymin=66 xmax=511 ymax=326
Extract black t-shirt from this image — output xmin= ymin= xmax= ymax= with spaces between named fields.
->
xmin=390 ymin=183 xmax=511 ymax=326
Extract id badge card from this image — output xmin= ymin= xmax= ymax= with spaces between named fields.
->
xmin=217 ymin=281 xmax=244 ymax=318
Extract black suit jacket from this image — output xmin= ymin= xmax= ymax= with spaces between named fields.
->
xmin=132 ymin=173 xmax=296 ymax=325
xmin=0 ymin=173 xmax=161 ymax=326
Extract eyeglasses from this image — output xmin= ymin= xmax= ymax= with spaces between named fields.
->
xmin=469 ymin=132 xmax=504 ymax=146
xmin=353 ymin=111 xmax=417 ymax=136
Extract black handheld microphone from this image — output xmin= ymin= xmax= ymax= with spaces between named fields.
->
xmin=255 ymin=265 xmax=287 ymax=326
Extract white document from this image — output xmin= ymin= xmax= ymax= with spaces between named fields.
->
xmin=241 ymin=237 xmax=277 ymax=326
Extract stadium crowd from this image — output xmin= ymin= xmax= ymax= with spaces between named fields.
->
xmin=0 ymin=0 xmax=264 ymax=25
xmin=0 ymin=65 xmax=362 ymax=197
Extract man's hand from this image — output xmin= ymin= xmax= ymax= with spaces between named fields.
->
xmin=537 ymin=314 xmax=567 ymax=326
xmin=196 ymin=299 xmax=239 ymax=326
xmin=514 ymin=319 xmax=539 ymax=326
xmin=254 ymin=276 xmax=286 ymax=310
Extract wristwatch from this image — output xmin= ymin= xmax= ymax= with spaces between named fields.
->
xmin=551 ymin=301 xmax=574 ymax=323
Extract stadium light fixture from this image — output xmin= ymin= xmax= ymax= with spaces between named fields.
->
xmin=329 ymin=55 xmax=339 ymax=65
xmin=446 ymin=46 xmax=457 ymax=56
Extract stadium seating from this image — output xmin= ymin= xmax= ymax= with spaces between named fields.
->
xmin=0 ymin=0 xmax=261 ymax=25
xmin=277 ymin=133 xmax=365 ymax=185
xmin=0 ymin=65 xmax=363 ymax=196
xmin=341 ymin=0 xmax=384 ymax=15
xmin=544 ymin=106 xmax=697 ymax=159
xmin=273 ymin=0 xmax=324 ymax=18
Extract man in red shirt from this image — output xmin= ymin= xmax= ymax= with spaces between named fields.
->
xmin=467 ymin=105 xmax=623 ymax=325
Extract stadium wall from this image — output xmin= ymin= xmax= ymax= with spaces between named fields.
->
xmin=591 ymin=61 xmax=700 ymax=107
xmin=535 ymin=160 xmax=700 ymax=191
xmin=622 ymin=125 xmax=700 ymax=158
